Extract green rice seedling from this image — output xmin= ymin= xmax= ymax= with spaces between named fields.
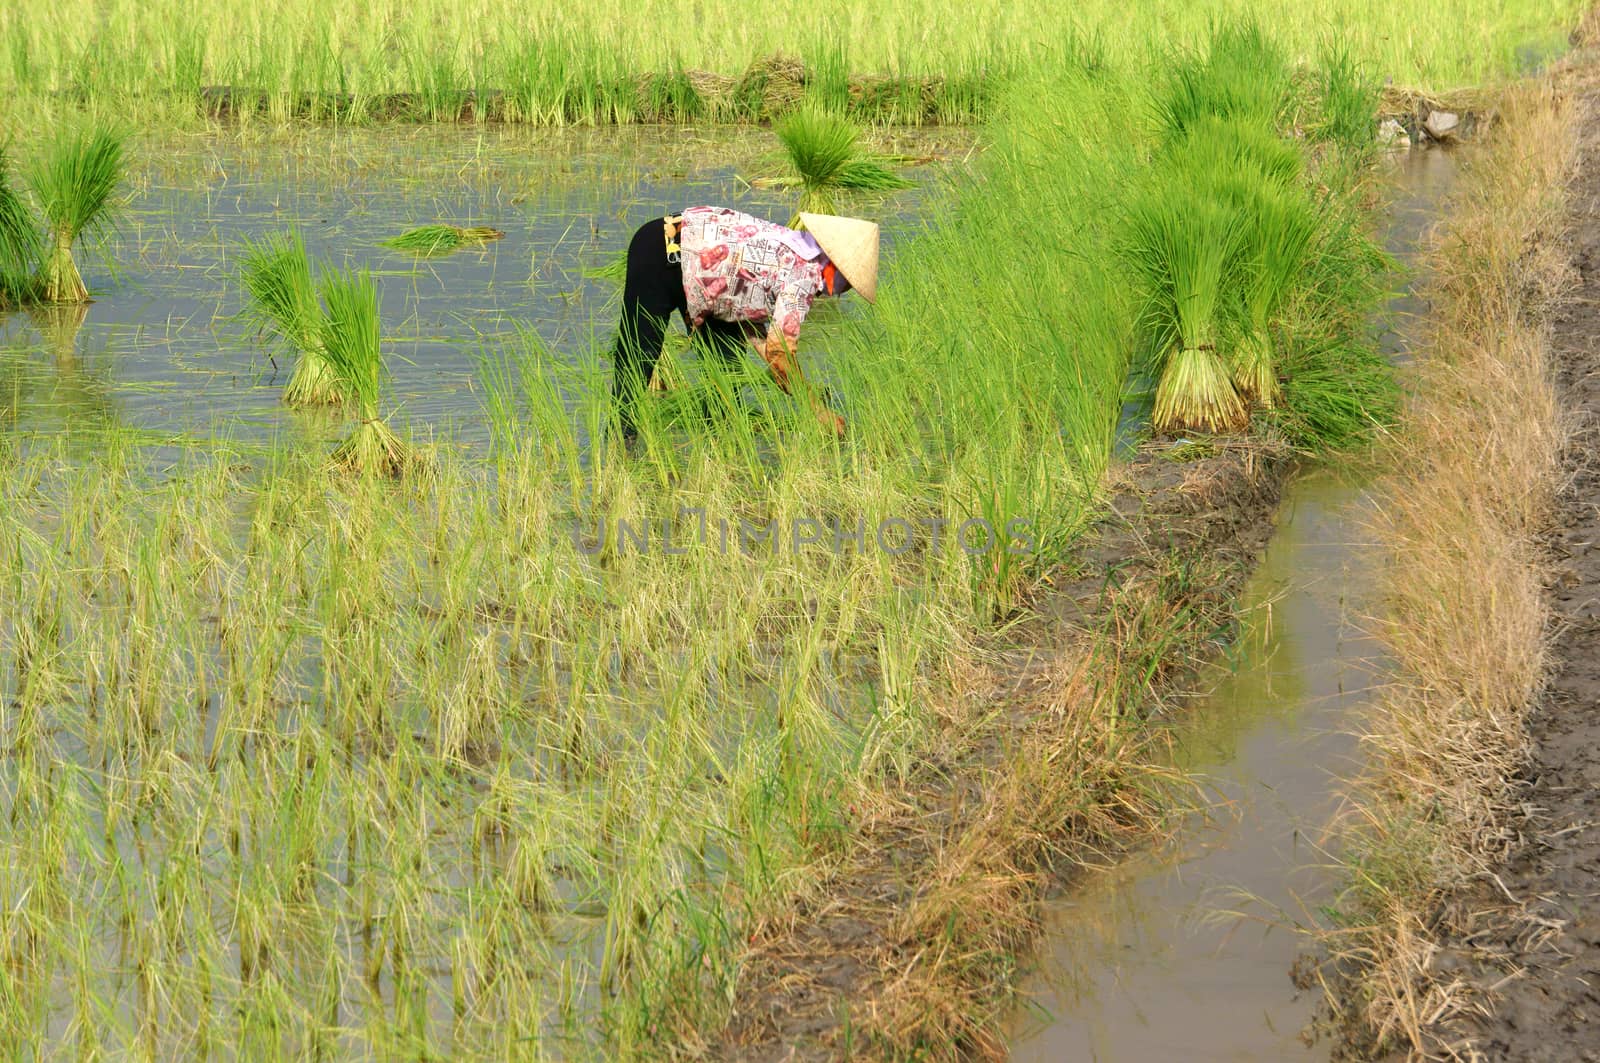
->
xmin=640 ymin=65 xmax=703 ymax=122
xmin=1173 ymin=113 xmax=1304 ymax=187
xmin=383 ymin=224 xmax=505 ymax=256
xmin=1313 ymin=38 xmax=1381 ymax=155
xmin=1154 ymin=18 xmax=1294 ymax=143
xmin=1225 ymin=179 xmax=1321 ymax=406
xmin=240 ymin=232 xmax=345 ymax=406
xmin=802 ymin=36 xmax=853 ymax=114
xmin=1121 ymin=173 xmax=1248 ymax=434
xmin=773 ymin=107 xmax=912 ymax=223
xmin=25 ymin=126 xmax=125 ymax=304
xmin=583 ymin=249 xmax=629 ymax=285
xmin=318 ymin=268 xmax=418 ymax=477
xmin=0 ymin=146 xmax=39 ymax=308
xmin=166 ymin=28 xmax=208 ymax=109
xmin=405 ymin=38 xmax=466 ymax=122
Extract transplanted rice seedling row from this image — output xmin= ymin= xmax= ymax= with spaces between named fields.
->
xmin=0 ymin=0 xmax=1583 ymax=129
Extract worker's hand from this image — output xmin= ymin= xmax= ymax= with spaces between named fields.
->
xmin=817 ymin=407 xmax=846 ymax=438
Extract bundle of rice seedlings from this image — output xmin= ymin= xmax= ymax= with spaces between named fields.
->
xmin=1173 ymin=113 xmax=1304 ymax=187
xmin=317 ymin=269 xmax=417 ymax=477
xmin=26 ymin=126 xmax=124 ymax=304
xmin=1227 ymin=180 xmax=1321 ymax=406
xmin=774 ymin=107 xmax=912 ymax=224
xmin=240 ymin=232 xmax=345 ymax=406
xmin=382 ymin=224 xmax=505 ymax=256
xmin=1122 ymin=182 xmax=1248 ymax=435
xmin=1154 ymin=19 xmax=1293 ymax=143
xmin=0 ymin=146 xmax=39 ymax=308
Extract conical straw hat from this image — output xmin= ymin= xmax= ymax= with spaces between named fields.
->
xmin=798 ymin=213 xmax=879 ymax=303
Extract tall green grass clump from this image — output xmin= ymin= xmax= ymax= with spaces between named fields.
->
xmin=820 ymin=49 xmax=1142 ymax=597
xmin=1154 ymin=19 xmax=1294 ymax=143
xmin=25 ymin=126 xmax=124 ymax=304
xmin=1314 ymin=38 xmax=1381 ymax=156
xmin=1264 ymin=201 xmax=1396 ymax=450
xmin=773 ymin=107 xmax=911 ymax=223
xmin=319 ymin=268 xmax=419 ymax=476
xmin=0 ymin=147 xmax=38 ymax=308
xmin=241 ymin=232 xmax=345 ymax=406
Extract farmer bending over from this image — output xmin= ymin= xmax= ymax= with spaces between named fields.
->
xmin=610 ymin=206 xmax=878 ymax=441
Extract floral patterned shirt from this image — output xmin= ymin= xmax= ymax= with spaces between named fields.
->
xmin=677 ymin=206 xmax=827 ymax=354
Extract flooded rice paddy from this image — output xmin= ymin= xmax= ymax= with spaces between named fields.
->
xmin=0 ymin=124 xmax=949 ymax=458
xmin=0 ymin=122 xmax=952 ymax=1058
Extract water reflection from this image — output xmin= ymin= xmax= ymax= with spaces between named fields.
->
xmin=0 ymin=304 xmax=119 ymax=444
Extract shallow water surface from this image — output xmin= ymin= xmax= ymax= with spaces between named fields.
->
xmin=1009 ymin=470 xmax=1380 ymax=1061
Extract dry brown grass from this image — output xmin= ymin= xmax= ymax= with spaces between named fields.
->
xmin=1575 ymin=4 xmax=1600 ymax=48
xmin=864 ymin=653 xmax=1180 ymax=1060
xmin=1321 ymin=80 xmax=1577 ymax=1058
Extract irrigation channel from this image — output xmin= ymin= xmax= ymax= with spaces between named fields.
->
xmin=0 ymin=123 xmax=949 ymax=457
xmin=1006 ymin=145 xmax=1458 ymax=1059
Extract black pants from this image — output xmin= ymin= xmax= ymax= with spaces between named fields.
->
xmin=611 ymin=217 xmax=749 ymax=437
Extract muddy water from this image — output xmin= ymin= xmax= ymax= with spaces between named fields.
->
xmin=1006 ymin=146 xmax=1458 ymax=1061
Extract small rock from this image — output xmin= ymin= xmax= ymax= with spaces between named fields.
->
xmin=1377 ymin=117 xmax=1410 ymax=148
xmin=1424 ymin=109 xmax=1461 ymax=141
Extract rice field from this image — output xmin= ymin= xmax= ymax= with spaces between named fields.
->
xmin=0 ymin=1 xmax=1585 ymax=1058
xmin=0 ymin=0 xmax=1583 ymax=128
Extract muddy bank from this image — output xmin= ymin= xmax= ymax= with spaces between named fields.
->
xmin=1425 ymin=85 xmax=1600 ymax=1061
xmin=707 ymin=442 xmax=1295 ymax=1060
